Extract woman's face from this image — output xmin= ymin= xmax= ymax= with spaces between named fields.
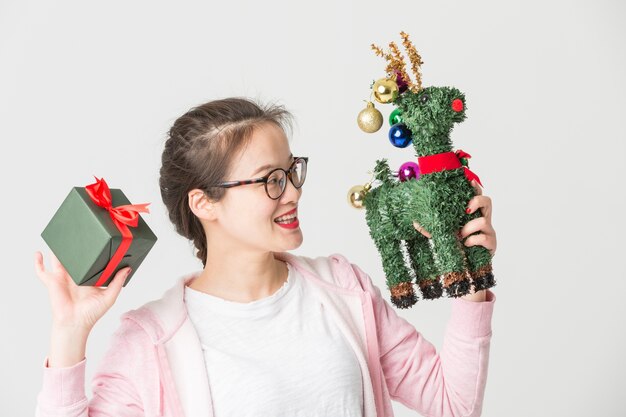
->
xmin=208 ymin=122 xmax=304 ymax=253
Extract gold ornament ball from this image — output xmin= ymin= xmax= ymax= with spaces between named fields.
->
xmin=357 ymin=102 xmax=383 ymax=133
xmin=372 ymin=78 xmax=399 ymax=104
xmin=348 ymin=185 xmax=368 ymax=209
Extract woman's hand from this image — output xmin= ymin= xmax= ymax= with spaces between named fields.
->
xmin=459 ymin=179 xmax=496 ymax=257
xmin=34 ymin=250 xmax=131 ymax=332
xmin=412 ymin=179 xmax=497 ymax=256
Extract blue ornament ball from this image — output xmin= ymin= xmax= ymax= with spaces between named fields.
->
xmin=388 ymin=123 xmax=412 ymax=148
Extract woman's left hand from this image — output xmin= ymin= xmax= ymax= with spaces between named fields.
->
xmin=413 ymin=179 xmax=497 ymax=257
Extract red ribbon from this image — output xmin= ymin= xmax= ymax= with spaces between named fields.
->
xmin=85 ymin=176 xmax=151 ymax=286
xmin=417 ymin=149 xmax=483 ymax=187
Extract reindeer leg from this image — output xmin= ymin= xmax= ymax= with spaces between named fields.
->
xmin=377 ymin=236 xmax=417 ymax=309
xmin=406 ymin=236 xmax=442 ymax=299
xmin=460 ymin=211 xmax=496 ymax=291
xmin=430 ymin=231 xmax=472 ymax=298
xmin=365 ymin=187 xmax=417 ymax=309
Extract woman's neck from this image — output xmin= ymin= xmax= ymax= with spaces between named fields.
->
xmin=187 ymin=253 xmax=289 ymax=303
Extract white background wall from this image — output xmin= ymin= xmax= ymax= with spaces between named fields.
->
xmin=1 ymin=0 xmax=624 ymax=415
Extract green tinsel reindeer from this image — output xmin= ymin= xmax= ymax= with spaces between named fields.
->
xmin=349 ymin=32 xmax=496 ymax=309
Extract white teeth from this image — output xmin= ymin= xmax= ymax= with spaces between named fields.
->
xmin=275 ymin=213 xmax=297 ymax=222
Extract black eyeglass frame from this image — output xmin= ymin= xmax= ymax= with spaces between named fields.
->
xmin=205 ymin=157 xmax=308 ymax=200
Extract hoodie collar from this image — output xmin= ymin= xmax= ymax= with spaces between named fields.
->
xmin=131 ymin=251 xmax=322 ymax=345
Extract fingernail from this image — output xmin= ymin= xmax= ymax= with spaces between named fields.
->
xmin=126 ymin=268 xmax=132 ymax=276
xmin=466 ymin=207 xmax=471 ymax=213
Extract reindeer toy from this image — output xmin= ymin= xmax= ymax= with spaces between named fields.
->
xmin=348 ymin=31 xmax=496 ymax=309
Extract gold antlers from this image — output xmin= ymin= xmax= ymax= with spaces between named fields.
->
xmin=371 ymin=31 xmax=424 ymax=93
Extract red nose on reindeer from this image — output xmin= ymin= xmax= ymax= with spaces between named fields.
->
xmin=451 ymin=99 xmax=464 ymax=112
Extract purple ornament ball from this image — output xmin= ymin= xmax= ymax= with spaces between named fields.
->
xmin=398 ymin=161 xmax=420 ymax=182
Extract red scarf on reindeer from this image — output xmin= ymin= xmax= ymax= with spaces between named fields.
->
xmin=417 ymin=149 xmax=483 ymax=187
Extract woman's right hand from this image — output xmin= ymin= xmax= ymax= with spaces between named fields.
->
xmin=34 ymin=250 xmax=131 ymax=332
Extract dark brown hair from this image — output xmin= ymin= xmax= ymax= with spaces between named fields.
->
xmin=159 ymin=97 xmax=294 ymax=267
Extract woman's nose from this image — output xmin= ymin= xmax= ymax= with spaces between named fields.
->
xmin=281 ymin=175 xmax=302 ymax=201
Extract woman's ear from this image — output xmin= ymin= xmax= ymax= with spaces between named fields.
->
xmin=188 ymin=189 xmax=218 ymax=221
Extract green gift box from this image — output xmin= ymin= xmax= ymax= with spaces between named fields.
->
xmin=41 ymin=177 xmax=157 ymax=287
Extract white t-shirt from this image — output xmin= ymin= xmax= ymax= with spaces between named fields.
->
xmin=184 ymin=262 xmax=364 ymax=417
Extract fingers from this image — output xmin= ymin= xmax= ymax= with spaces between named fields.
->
xmin=49 ymin=250 xmax=64 ymax=272
xmin=103 ymin=267 xmax=131 ymax=304
xmin=462 ymin=233 xmax=496 ymax=257
xmin=466 ymin=195 xmax=492 ymax=222
xmin=459 ymin=217 xmax=497 ymax=257
xmin=459 ymin=217 xmax=486 ymax=238
xmin=470 ymin=179 xmax=483 ymax=195
xmin=412 ymin=221 xmax=432 ymax=238
xmin=34 ymin=251 xmax=46 ymax=282
xmin=464 ymin=185 xmax=494 ymax=254
xmin=34 ymin=251 xmax=62 ymax=285
xmin=413 ymin=217 xmax=497 ymax=257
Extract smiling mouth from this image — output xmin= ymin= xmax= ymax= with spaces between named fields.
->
xmin=274 ymin=208 xmax=297 ymax=223
xmin=274 ymin=213 xmax=297 ymax=224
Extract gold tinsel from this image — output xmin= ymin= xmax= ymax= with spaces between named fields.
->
xmin=370 ymin=44 xmax=393 ymax=75
xmin=399 ymin=31 xmax=424 ymax=92
xmin=387 ymin=41 xmax=412 ymax=91
xmin=370 ymin=44 xmax=398 ymax=82
xmin=370 ymin=32 xmax=425 ymax=94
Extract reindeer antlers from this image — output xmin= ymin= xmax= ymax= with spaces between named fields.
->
xmin=400 ymin=31 xmax=424 ymax=91
xmin=370 ymin=31 xmax=424 ymax=93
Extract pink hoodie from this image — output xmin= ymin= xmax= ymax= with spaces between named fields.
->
xmin=36 ymin=252 xmax=496 ymax=417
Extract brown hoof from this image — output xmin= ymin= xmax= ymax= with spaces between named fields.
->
xmin=390 ymin=281 xmax=418 ymax=309
xmin=442 ymin=271 xmax=471 ymax=298
xmin=418 ymin=279 xmax=443 ymax=299
xmin=471 ymin=264 xmax=496 ymax=291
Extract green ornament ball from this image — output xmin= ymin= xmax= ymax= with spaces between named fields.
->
xmin=389 ymin=108 xmax=403 ymax=126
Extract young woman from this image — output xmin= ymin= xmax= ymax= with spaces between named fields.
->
xmin=35 ymin=97 xmax=497 ymax=417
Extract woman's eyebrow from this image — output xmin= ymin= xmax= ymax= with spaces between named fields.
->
xmin=251 ymin=153 xmax=293 ymax=176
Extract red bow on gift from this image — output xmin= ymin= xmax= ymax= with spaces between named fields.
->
xmin=86 ymin=176 xmax=151 ymax=226
xmin=85 ymin=176 xmax=151 ymax=286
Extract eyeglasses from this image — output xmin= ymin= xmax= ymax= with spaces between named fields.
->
xmin=206 ymin=157 xmax=308 ymax=200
